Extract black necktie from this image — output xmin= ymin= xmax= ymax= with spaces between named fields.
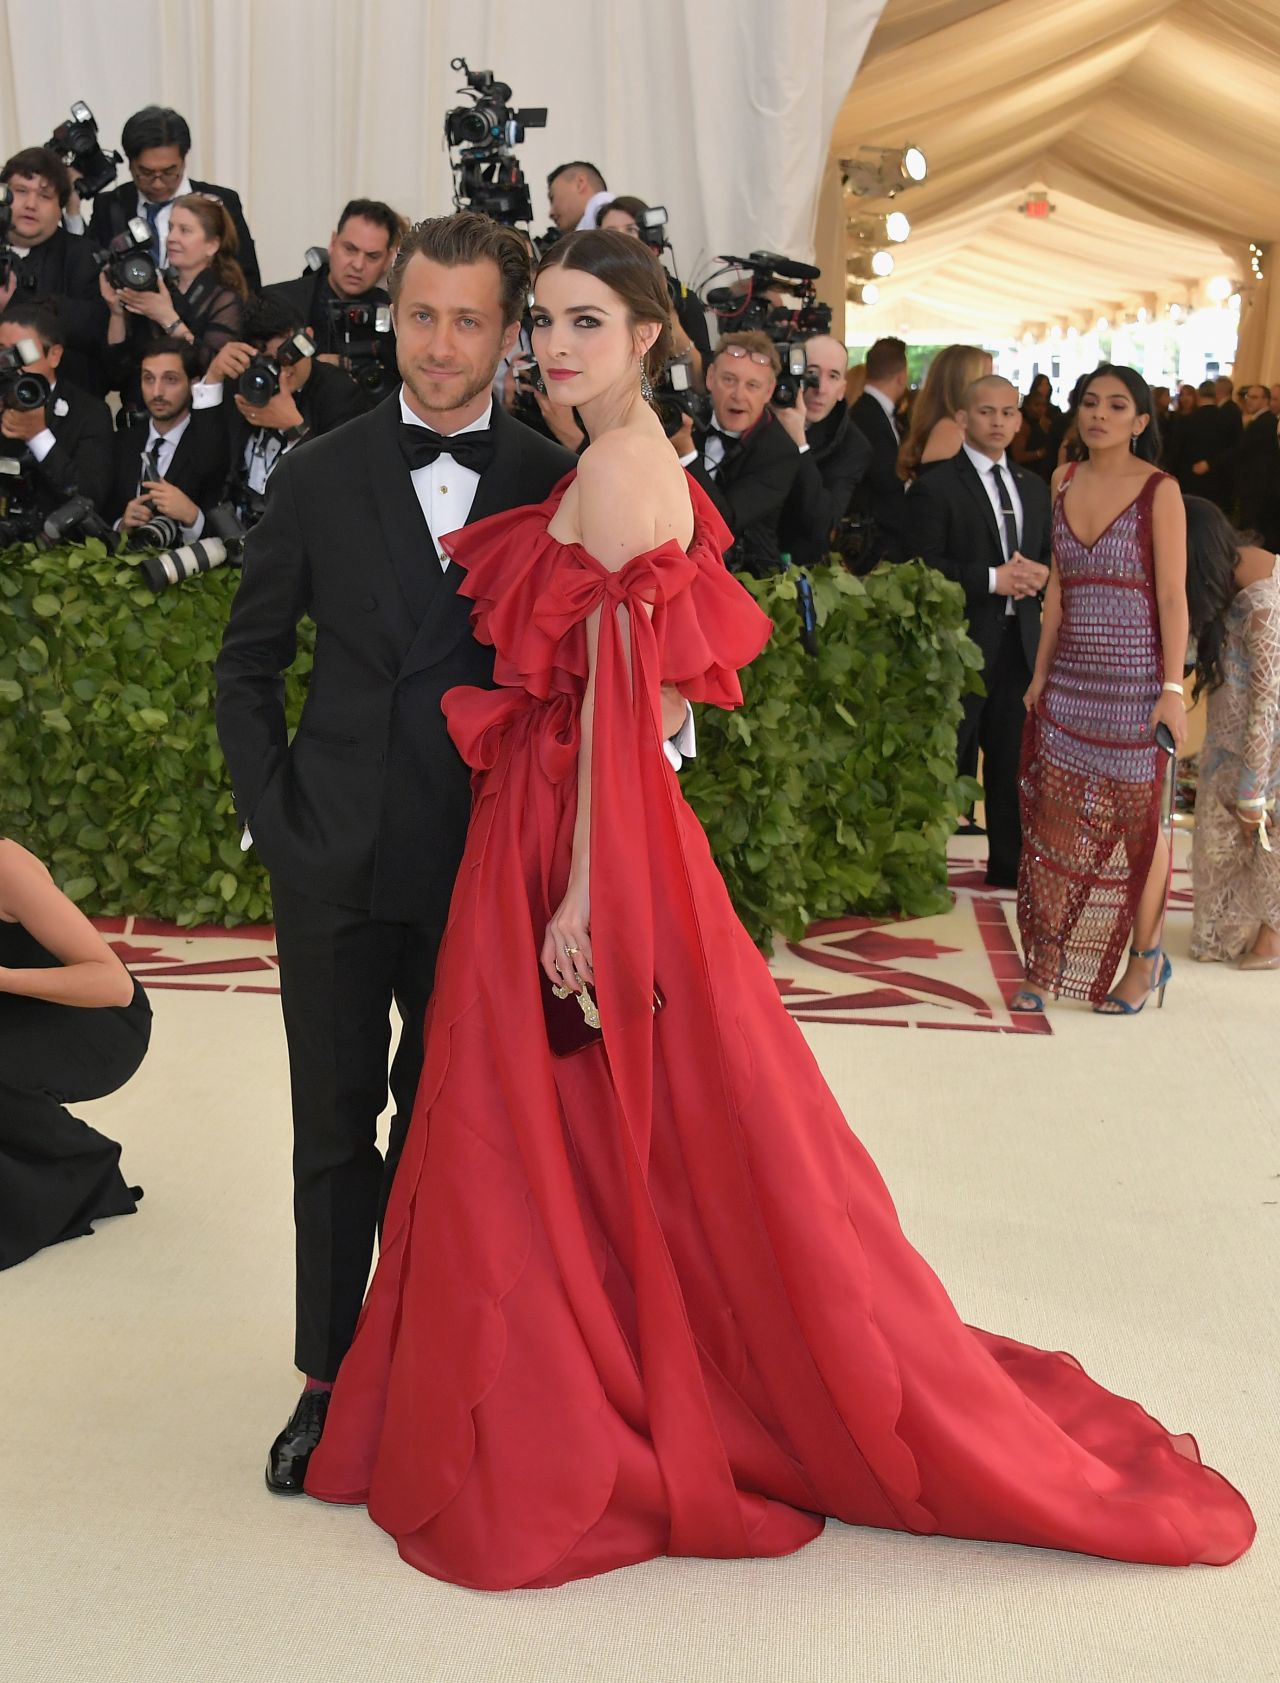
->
xmin=399 ymin=423 xmax=495 ymax=474
xmin=142 ymin=200 xmax=169 ymax=265
xmin=990 ymin=463 xmax=1019 ymax=558
xmin=140 ymin=438 xmax=162 ymax=494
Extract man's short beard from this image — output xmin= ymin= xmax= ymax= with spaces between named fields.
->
xmin=402 ymin=358 xmax=499 ymax=418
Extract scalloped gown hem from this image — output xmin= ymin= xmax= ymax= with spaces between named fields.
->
xmin=303 ymin=473 xmax=1256 ymax=1588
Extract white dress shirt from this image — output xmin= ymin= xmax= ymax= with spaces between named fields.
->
xmin=25 ymin=381 xmax=60 ymax=465
xmin=575 ymin=190 xmax=615 ymax=230
xmin=192 ymin=377 xmax=300 ymax=496
xmin=962 ymin=441 xmax=1023 ymax=614
xmin=400 ymin=387 xmax=489 ymax=565
xmin=65 ymin=176 xmax=193 ymax=247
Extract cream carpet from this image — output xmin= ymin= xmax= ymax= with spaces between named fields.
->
xmin=2 ymin=839 xmax=1274 ymax=1683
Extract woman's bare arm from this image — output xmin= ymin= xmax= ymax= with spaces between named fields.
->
xmin=0 ymin=841 xmax=135 ymax=1007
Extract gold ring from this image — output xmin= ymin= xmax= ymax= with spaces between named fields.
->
xmin=564 ymin=945 xmax=580 ymax=956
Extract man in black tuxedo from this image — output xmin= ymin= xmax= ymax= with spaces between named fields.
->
xmin=677 ymin=330 xmax=801 ymax=576
xmin=107 ymin=338 xmax=229 ymax=534
xmin=194 ymin=294 xmax=367 ymax=525
xmin=216 ymin=213 xmax=584 ymax=1494
xmin=849 ymin=336 xmax=910 ymax=565
xmin=83 ymin=106 xmax=260 ymax=292
xmin=905 ymin=375 xmax=1051 ymax=888
xmin=776 ymin=332 xmax=871 ymax=565
xmin=0 ymin=299 xmax=111 ymax=516
xmin=1220 ymin=383 xmax=1280 ymax=543
xmin=0 ymin=148 xmax=109 ymax=396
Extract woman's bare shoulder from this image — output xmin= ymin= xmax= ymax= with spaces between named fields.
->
xmin=576 ymin=427 xmax=690 ymax=566
xmin=921 ymin=416 xmax=964 ymax=462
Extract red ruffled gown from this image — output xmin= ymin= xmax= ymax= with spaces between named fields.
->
xmin=305 ymin=474 xmax=1254 ymax=1587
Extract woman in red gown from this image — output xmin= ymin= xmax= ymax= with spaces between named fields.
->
xmin=305 ymin=234 xmax=1254 ymax=1586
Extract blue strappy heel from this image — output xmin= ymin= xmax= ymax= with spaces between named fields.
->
xmin=1095 ymin=944 xmax=1172 ymax=1015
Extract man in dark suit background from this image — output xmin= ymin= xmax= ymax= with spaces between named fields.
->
xmin=218 ymin=213 xmax=710 ymax=1497
xmin=0 ymin=298 xmax=111 ymax=516
xmin=776 ymin=331 xmax=871 ymax=565
xmin=850 ymin=335 xmax=910 ymax=564
xmin=84 ymin=106 xmax=260 ymax=293
xmin=905 ymin=374 xmax=1052 ymax=888
xmin=0 ymin=148 xmax=109 ymax=396
xmin=677 ymin=330 xmax=800 ymax=576
xmin=108 ymin=337 xmax=228 ymax=535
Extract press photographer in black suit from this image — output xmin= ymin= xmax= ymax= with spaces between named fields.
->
xmin=0 ymin=299 xmax=111 ymax=515
xmin=215 ymin=213 xmax=582 ymax=1492
xmin=194 ymin=294 xmax=366 ymax=524
xmin=675 ymin=331 xmax=801 ymax=576
xmin=776 ymin=332 xmax=872 ymax=565
xmin=265 ymin=199 xmax=406 ymax=408
xmin=108 ymin=338 xmax=229 ymax=537
xmin=83 ymin=106 xmax=260 ymax=292
xmin=850 ymin=336 xmax=910 ymax=564
xmin=0 ymin=148 xmax=108 ymax=397
xmin=904 ymin=375 xmax=1051 ymax=888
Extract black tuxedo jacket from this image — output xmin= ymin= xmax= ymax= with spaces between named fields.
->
xmin=216 ymin=359 xmax=368 ymax=498
xmin=264 ymin=270 xmax=395 ymax=409
xmin=215 ymin=396 xmax=576 ymax=924
xmin=849 ymin=389 xmax=906 ymax=563
xmin=777 ymin=401 xmax=872 ymax=565
xmin=87 ymin=178 xmax=260 ymax=292
xmin=903 ymin=449 xmax=1051 ymax=673
xmin=107 ymin=409 xmax=230 ymax=524
xmin=687 ymin=409 xmax=800 ymax=576
xmin=0 ymin=379 xmax=112 ymax=516
xmin=9 ymin=229 xmax=109 ymax=396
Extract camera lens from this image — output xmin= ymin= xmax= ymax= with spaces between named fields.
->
xmin=237 ymin=363 xmax=278 ymax=407
xmin=119 ymin=252 xmax=157 ymax=290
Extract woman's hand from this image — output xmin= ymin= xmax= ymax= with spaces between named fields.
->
xmin=541 ymin=868 xmax=593 ymax=994
xmin=1023 ymin=672 xmax=1047 ymax=712
xmin=1148 ymin=688 xmax=1187 ymax=753
xmin=98 ymin=270 xmax=125 ymax=317
xmin=120 ymin=273 xmax=173 ymax=323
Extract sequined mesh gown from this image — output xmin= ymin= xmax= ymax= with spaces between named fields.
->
xmin=1018 ymin=467 xmax=1170 ymax=1002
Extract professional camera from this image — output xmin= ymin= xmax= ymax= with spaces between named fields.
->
xmin=772 ymin=343 xmax=820 ymax=411
xmin=322 ymin=297 xmax=392 ymax=393
xmin=236 ymin=331 xmax=316 ymax=407
xmin=0 ymin=338 xmax=52 ymax=412
xmin=702 ymin=250 xmax=832 ymax=412
xmin=651 ymin=355 xmax=709 ymax=439
xmin=137 ymin=502 xmax=247 ymax=594
xmin=40 ymin=492 xmax=116 ymax=548
xmin=444 ymin=56 xmax=546 ymax=226
xmin=95 ymin=219 xmax=159 ymax=292
xmin=46 ymin=101 xmax=122 ymax=199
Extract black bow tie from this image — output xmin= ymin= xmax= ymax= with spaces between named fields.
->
xmin=399 ymin=422 xmax=495 ymax=474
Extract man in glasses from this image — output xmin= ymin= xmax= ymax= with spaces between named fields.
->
xmin=676 ymin=331 xmax=802 ymax=576
xmin=84 ymin=106 xmax=260 ymax=293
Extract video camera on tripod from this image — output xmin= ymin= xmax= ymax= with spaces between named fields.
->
xmin=703 ymin=251 xmax=833 ymax=408
xmin=444 ymin=57 xmax=547 ymax=227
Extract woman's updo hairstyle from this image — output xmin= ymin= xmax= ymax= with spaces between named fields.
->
xmin=535 ymin=229 xmax=675 ymax=384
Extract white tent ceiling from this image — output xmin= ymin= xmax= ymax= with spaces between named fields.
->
xmin=822 ymin=0 xmax=1280 ymax=363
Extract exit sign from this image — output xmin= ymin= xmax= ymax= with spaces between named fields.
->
xmin=1021 ymin=194 xmax=1054 ymax=219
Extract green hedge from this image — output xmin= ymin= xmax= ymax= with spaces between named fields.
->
xmin=0 ymin=538 xmax=312 ymax=926
xmin=682 ymin=562 xmax=983 ymax=946
xmin=0 ymin=542 xmax=979 ymax=940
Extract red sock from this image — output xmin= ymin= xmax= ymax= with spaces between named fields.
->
xmin=304 ymin=1375 xmax=333 ymax=1393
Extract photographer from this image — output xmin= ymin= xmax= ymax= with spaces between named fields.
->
xmin=85 ymin=106 xmax=260 ymax=292
xmin=0 ymin=299 xmax=111 ymax=517
xmin=776 ymin=333 xmax=871 ymax=565
xmin=546 ymin=160 xmax=611 ymax=233
xmin=0 ymin=148 xmax=108 ymax=396
xmin=265 ymin=199 xmax=406 ymax=408
xmin=101 ymin=192 xmax=248 ymax=412
xmin=108 ymin=337 xmax=229 ymax=540
xmin=675 ymin=331 xmax=801 ymax=577
xmin=595 ymin=195 xmax=711 ymax=380
xmin=194 ymin=294 xmax=366 ymax=523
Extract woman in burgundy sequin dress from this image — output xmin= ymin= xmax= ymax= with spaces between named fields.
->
xmin=1015 ymin=366 xmax=1189 ymax=1013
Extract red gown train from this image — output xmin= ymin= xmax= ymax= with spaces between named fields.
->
xmin=304 ymin=474 xmax=1254 ymax=1587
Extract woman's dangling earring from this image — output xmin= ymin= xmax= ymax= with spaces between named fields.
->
xmin=639 ymin=360 xmax=653 ymax=403
xmin=1130 ymin=432 xmax=1139 ymax=451
xmin=532 ymin=363 xmax=547 ymax=395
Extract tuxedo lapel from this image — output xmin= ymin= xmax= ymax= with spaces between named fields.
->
xmin=366 ymin=395 xmax=441 ymax=627
xmin=954 ymin=451 xmax=1005 ymax=561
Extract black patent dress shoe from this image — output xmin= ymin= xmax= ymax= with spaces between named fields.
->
xmin=265 ymin=1387 xmax=330 ymax=1494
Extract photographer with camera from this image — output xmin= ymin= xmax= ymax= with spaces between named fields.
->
xmin=0 ymin=300 xmax=112 ymax=520
xmin=547 ymin=160 xmax=612 ymax=234
xmin=108 ymin=337 xmax=229 ymax=542
xmin=776 ymin=333 xmax=871 ymax=566
xmin=675 ymin=331 xmax=800 ymax=576
xmin=101 ymin=192 xmax=248 ymax=413
xmin=595 ymin=196 xmax=711 ymax=380
xmin=195 ymin=294 xmax=366 ymax=524
xmin=0 ymin=149 xmax=108 ymax=397
xmin=85 ymin=106 xmax=260 ymax=292
xmin=265 ymin=200 xmax=406 ymax=408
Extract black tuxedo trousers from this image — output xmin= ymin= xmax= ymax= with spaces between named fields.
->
xmin=216 ymin=398 xmax=574 ymax=1377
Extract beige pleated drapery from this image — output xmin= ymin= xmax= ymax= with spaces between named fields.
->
xmin=820 ymin=0 xmax=1280 ymax=373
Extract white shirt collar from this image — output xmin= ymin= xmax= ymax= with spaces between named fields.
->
xmin=147 ymin=410 xmax=192 ymax=451
xmin=865 ymin=383 xmax=898 ymax=424
xmin=398 ymin=387 xmax=494 ymax=436
xmin=962 ymin=441 xmax=1009 ymax=475
xmin=576 ymin=189 xmax=615 ymax=230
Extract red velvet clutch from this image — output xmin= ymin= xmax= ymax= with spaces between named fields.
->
xmin=541 ymin=972 xmax=666 ymax=1057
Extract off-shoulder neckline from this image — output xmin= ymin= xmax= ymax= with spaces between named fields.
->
xmin=543 ymin=468 xmax=703 ymax=573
